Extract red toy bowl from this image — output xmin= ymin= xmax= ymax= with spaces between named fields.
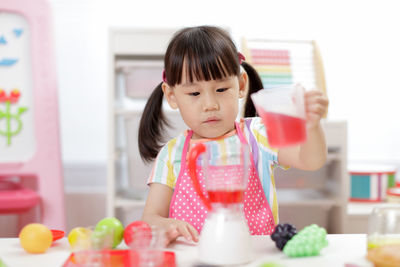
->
xmin=62 ymin=249 xmax=175 ymax=267
xmin=51 ymin=229 xmax=65 ymax=241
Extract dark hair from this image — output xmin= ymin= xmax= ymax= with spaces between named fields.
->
xmin=241 ymin=61 xmax=264 ymax=117
xmin=138 ymin=26 xmax=263 ymax=162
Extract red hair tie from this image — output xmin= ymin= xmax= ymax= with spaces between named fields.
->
xmin=238 ymin=52 xmax=245 ymax=64
xmin=162 ymin=70 xmax=167 ymax=83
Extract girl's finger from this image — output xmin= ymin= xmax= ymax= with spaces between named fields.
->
xmin=165 ymin=227 xmax=180 ymax=243
xmin=177 ymin=224 xmax=193 ymax=242
xmin=315 ymin=96 xmax=329 ymax=107
xmin=305 ymin=95 xmax=328 ymax=106
xmin=307 ymin=103 xmax=326 ymax=115
xmin=304 ymin=90 xmax=324 ymax=98
xmin=186 ymin=224 xmax=200 ymax=242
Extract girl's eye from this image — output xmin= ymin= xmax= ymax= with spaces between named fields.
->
xmin=189 ymin=92 xmax=200 ymax=96
xmin=216 ymin=88 xmax=228 ymax=93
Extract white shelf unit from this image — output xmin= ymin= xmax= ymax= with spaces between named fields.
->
xmin=107 ymin=28 xmax=184 ymax=220
xmin=275 ymin=120 xmax=348 ymax=233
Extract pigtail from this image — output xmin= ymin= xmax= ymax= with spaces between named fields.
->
xmin=138 ymin=82 xmax=169 ymax=162
xmin=242 ymin=61 xmax=264 ymax=117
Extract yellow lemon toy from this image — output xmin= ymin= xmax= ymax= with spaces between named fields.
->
xmin=68 ymin=227 xmax=92 ymax=249
xmin=19 ymin=223 xmax=52 ymax=254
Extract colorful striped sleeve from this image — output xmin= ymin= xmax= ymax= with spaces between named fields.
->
xmin=243 ymin=117 xmax=280 ymax=224
xmin=244 ymin=117 xmax=279 ymax=163
xmin=147 ymin=133 xmax=186 ymax=189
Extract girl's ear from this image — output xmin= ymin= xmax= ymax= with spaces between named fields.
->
xmin=238 ymin=71 xmax=248 ymax=99
xmin=162 ymin=82 xmax=178 ymax=109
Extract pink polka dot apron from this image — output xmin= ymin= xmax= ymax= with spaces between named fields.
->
xmin=169 ymin=122 xmax=275 ymax=235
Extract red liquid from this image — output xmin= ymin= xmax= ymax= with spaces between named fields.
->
xmin=208 ymin=190 xmax=244 ymax=204
xmin=259 ymin=109 xmax=306 ymax=147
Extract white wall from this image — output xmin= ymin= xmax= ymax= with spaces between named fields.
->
xmin=50 ymin=0 xmax=400 ymax=168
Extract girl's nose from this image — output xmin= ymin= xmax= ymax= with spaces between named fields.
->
xmin=203 ymin=94 xmax=219 ymax=112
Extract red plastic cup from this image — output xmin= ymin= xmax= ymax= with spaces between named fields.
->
xmin=251 ymin=84 xmax=307 ymax=148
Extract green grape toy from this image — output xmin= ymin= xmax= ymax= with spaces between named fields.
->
xmin=283 ymin=224 xmax=328 ymax=257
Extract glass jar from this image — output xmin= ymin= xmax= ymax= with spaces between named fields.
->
xmin=368 ymin=204 xmax=400 ymax=250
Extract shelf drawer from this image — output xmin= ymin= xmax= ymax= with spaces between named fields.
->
xmin=117 ymin=60 xmax=164 ymax=98
xmin=278 ymin=204 xmax=332 ymax=231
xmin=275 ymin=166 xmax=329 ymax=189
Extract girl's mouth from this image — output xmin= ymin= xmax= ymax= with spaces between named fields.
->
xmin=204 ymin=117 xmax=220 ymax=123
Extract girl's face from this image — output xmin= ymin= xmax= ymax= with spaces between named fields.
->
xmin=163 ymin=68 xmax=247 ymax=140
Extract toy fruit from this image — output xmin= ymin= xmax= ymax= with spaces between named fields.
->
xmin=271 ymin=223 xmax=297 ymax=250
xmin=19 ymin=223 xmax=52 ymax=253
xmin=283 ymin=224 xmax=328 ymax=257
xmin=95 ymin=217 xmax=124 ymax=248
xmin=68 ymin=227 xmax=92 ymax=249
xmin=124 ymin=221 xmax=152 ymax=246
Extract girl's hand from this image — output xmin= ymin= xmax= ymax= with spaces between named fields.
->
xmin=164 ymin=218 xmax=199 ymax=244
xmin=304 ymin=90 xmax=329 ymax=128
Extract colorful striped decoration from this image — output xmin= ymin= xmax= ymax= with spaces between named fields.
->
xmin=349 ymin=166 xmax=397 ymax=202
xmin=249 ymin=48 xmax=293 ymax=89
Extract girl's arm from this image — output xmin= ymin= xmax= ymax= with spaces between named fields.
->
xmin=141 ymin=183 xmax=199 ymax=244
xmin=278 ymin=90 xmax=329 ymax=171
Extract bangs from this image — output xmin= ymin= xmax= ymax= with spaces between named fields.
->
xmin=164 ymin=26 xmax=240 ymax=86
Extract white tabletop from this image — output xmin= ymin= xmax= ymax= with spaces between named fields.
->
xmin=0 ymin=234 xmax=373 ymax=267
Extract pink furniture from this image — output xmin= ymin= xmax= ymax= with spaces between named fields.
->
xmin=0 ymin=180 xmax=40 ymax=214
xmin=0 ymin=0 xmax=65 ymax=231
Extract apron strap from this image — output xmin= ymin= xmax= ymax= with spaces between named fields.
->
xmin=179 ymin=130 xmax=193 ymax=171
xmin=235 ymin=121 xmax=248 ymax=145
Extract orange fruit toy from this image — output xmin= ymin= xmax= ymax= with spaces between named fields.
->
xmin=19 ymin=223 xmax=53 ymax=253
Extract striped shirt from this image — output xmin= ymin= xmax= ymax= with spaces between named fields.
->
xmin=148 ymin=117 xmax=281 ymax=223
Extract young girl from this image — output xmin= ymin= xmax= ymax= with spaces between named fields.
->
xmin=138 ymin=26 xmax=329 ymax=244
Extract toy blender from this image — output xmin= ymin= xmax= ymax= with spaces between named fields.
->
xmin=188 ymin=140 xmax=252 ymax=265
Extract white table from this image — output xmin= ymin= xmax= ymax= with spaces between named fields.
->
xmin=0 ymin=235 xmax=373 ymax=267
